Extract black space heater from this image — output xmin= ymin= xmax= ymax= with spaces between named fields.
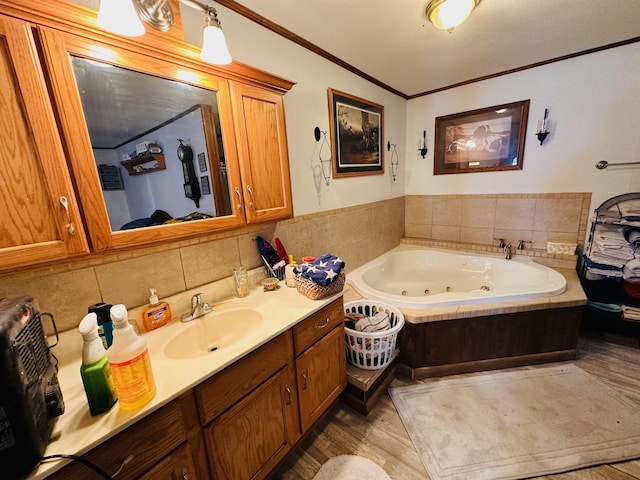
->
xmin=0 ymin=296 xmax=65 ymax=479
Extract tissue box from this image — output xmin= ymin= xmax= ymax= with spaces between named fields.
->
xmin=546 ymin=242 xmax=577 ymax=255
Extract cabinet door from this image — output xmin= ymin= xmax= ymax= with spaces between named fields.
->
xmin=0 ymin=15 xmax=88 ymax=271
xmin=231 ymin=83 xmax=293 ymax=224
xmin=296 ymin=325 xmax=347 ymax=431
xmin=204 ymin=366 xmax=298 ymax=480
xmin=138 ymin=444 xmax=197 ymax=480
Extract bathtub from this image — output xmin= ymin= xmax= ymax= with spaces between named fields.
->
xmin=347 ymin=244 xmax=567 ymax=310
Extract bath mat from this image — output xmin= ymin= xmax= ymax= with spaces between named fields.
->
xmin=312 ymin=455 xmax=391 ymax=480
xmin=389 ymin=364 xmax=640 ymax=480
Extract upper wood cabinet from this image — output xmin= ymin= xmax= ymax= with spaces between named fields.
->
xmin=231 ymin=83 xmax=293 ymax=224
xmin=0 ymin=0 xmax=294 ymax=266
xmin=0 ymin=14 xmax=89 ymax=270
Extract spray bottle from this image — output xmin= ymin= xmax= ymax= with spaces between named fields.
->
xmin=78 ymin=312 xmax=118 ymax=416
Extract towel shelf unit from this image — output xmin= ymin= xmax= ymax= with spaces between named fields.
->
xmin=579 ymin=192 xmax=640 ymax=340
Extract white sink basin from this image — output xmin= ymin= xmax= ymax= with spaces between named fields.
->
xmin=164 ymin=307 xmax=264 ymax=359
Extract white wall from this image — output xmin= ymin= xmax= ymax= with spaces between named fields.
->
xmin=75 ymin=0 xmax=640 ymax=219
xmin=180 ymin=5 xmax=407 ymax=216
xmin=404 ymin=42 xmax=640 ymax=213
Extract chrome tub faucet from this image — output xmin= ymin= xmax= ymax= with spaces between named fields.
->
xmin=504 ymin=243 xmax=513 ymax=260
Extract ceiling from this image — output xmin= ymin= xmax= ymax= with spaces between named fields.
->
xmin=222 ymin=0 xmax=640 ymax=98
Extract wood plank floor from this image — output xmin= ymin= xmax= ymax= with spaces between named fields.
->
xmin=273 ymin=334 xmax=640 ymax=479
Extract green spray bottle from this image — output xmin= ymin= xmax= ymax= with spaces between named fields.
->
xmin=79 ymin=312 xmax=118 ymax=415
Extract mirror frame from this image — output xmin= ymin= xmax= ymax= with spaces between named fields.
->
xmin=38 ymin=27 xmax=246 ymax=251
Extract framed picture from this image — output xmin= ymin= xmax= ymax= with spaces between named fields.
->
xmin=433 ymin=100 xmax=530 ymax=175
xmin=200 ymin=175 xmax=211 ymax=195
xmin=328 ymin=88 xmax=384 ymax=178
xmin=197 ymin=152 xmax=207 ymax=173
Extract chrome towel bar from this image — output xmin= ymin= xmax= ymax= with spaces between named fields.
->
xmin=595 ymin=160 xmax=640 ymax=169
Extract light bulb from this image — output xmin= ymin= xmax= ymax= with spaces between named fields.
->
xmin=201 ymin=22 xmax=232 ymax=65
xmin=97 ymin=0 xmax=145 ymax=37
xmin=427 ymin=0 xmax=478 ymax=31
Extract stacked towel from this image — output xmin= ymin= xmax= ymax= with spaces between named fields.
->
xmin=622 ymin=305 xmax=640 ymax=322
xmin=294 ymin=254 xmax=345 ymax=286
xmin=586 ymin=225 xmax=633 ymax=272
xmin=583 ymin=257 xmax=623 ymax=279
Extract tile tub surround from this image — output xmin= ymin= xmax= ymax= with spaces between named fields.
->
xmin=0 ymin=197 xmax=404 ymax=334
xmin=405 ymin=192 xmax=592 ymax=252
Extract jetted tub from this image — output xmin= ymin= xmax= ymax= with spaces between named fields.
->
xmin=347 ymin=244 xmax=567 ymax=310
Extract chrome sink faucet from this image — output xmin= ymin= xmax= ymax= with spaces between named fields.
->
xmin=504 ymin=243 xmax=513 ymax=260
xmin=181 ymin=293 xmax=213 ymax=322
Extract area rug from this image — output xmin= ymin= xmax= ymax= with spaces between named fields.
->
xmin=389 ymin=364 xmax=640 ymax=480
xmin=312 ymin=455 xmax=391 ymax=480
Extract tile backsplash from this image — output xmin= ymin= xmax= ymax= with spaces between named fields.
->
xmin=405 ymin=192 xmax=591 ymax=251
xmin=0 ymin=193 xmax=589 ymax=335
xmin=0 ymin=197 xmax=404 ymax=333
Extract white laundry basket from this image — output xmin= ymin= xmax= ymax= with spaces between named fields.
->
xmin=343 ymin=300 xmax=405 ymax=370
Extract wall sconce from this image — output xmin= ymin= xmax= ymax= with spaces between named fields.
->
xmin=536 ymin=108 xmax=550 ymax=145
xmin=313 ymin=127 xmax=332 ymax=187
xmin=417 ymin=130 xmax=428 ymax=158
xmin=425 ymin=0 xmax=481 ymax=32
xmin=387 ymin=141 xmax=399 ymax=182
xmin=97 ymin=0 xmax=232 ymax=65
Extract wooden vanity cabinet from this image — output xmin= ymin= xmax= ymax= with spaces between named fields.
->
xmin=196 ymin=332 xmax=299 ymax=480
xmin=44 ymin=299 xmax=345 ymax=480
xmin=293 ymin=298 xmax=347 ymax=431
xmin=47 ymin=397 xmax=200 ymax=480
xmin=0 ymin=14 xmax=88 ymax=271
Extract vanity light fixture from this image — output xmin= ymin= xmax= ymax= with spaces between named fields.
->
xmin=425 ymin=0 xmax=480 ymax=32
xmin=97 ymin=0 xmax=232 ymax=65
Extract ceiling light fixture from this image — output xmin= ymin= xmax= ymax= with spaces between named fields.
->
xmin=425 ymin=0 xmax=480 ymax=32
xmin=97 ymin=0 xmax=232 ymax=65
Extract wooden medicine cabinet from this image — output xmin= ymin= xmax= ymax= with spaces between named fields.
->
xmin=0 ymin=0 xmax=294 ymax=269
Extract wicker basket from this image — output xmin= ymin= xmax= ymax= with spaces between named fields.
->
xmin=294 ymin=272 xmax=345 ymax=300
xmin=343 ymin=300 xmax=405 ymax=370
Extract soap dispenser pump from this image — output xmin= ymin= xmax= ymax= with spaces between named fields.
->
xmin=141 ymin=288 xmax=171 ymax=331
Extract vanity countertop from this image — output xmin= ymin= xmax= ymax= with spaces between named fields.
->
xmin=30 ymin=283 xmax=343 ymax=479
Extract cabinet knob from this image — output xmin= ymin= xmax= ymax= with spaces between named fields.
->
xmin=301 ymin=373 xmax=309 ymax=390
xmin=182 ymin=468 xmax=190 ymax=480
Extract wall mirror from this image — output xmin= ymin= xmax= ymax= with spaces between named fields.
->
xmin=71 ymin=56 xmax=233 ymax=233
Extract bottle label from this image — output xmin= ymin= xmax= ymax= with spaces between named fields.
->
xmin=109 ymin=349 xmax=156 ymax=407
xmin=145 ymin=305 xmax=169 ymax=328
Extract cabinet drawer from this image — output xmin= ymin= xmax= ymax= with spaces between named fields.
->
xmin=196 ymin=331 xmax=293 ymax=425
xmin=293 ymin=297 xmax=344 ymax=355
xmin=47 ymin=400 xmax=187 ymax=480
